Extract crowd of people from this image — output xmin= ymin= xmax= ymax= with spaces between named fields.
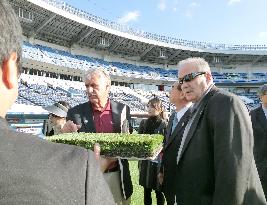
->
xmin=0 ymin=0 xmax=267 ymax=204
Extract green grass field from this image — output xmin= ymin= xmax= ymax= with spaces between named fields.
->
xmin=129 ymin=161 xmax=160 ymax=205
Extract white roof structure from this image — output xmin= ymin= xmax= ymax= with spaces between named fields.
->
xmin=9 ymin=0 xmax=267 ymax=66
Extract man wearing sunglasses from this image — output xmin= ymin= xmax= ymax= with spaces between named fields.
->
xmin=173 ymin=57 xmax=266 ymax=205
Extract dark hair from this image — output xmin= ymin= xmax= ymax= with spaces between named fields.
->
xmin=147 ymin=97 xmax=164 ymax=119
xmin=0 ymin=0 xmax=23 ymax=73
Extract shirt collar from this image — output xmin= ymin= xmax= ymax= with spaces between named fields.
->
xmin=175 ymin=104 xmax=191 ymax=122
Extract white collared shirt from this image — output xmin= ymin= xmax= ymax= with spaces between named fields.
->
xmin=174 ymin=104 xmax=191 ymax=123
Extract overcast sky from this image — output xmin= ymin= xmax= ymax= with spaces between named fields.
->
xmin=63 ymin=0 xmax=267 ymax=45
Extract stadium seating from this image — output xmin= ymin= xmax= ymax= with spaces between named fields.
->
xmin=16 ymin=73 xmax=261 ymax=114
xmin=22 ymin=43 xmax=267 ymax=84
xmin=16 ymin=74 xmax=177 ymax=112
xmin=21 ymin=42 xmax=266 ymax=110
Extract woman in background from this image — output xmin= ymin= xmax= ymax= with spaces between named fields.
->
xmin=138 ymin=97 xmax=167 ymax=205
xmin=43 ymin=101 xmax=70 ymax=136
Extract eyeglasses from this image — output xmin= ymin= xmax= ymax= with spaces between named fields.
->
xmin=179 ymin=72 xmax=206 ymax=84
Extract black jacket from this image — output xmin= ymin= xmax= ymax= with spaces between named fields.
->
xmin=173 ymin=86 xmax=266 ymax=205
xmin=250 ymin=105 xmax=267 ymax=198
xmin=161 ymin=109 xmax=191 ymax=204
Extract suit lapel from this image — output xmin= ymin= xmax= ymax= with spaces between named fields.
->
xmin=257 ymin=107 xmax=267 ymax=135
xmin=165 ymin=113 xmax=175 ymax=143
xmin=164 ymin=110 xmax=191 ymax=150
xmin=179 ymin=86 xmax=219 ymax=161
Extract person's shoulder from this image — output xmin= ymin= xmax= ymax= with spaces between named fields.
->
xmin=140 ymin=118 xmax=147 ymax=124
xmin=211 ymin=88 xmax=242 ymax=103
xmin=111 ymin=100 xmax=129 ymax=108
xmin=69 ymin=102 xmax=89 ymax=112
xmin=250 ymin=105 xmax=262 ymax=114
xmin=1 ymin=127 xmax=88 ymax=159
xmin=207 ymin=89 xmax=252 ymax=115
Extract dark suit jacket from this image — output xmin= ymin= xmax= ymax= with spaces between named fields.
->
xmin=161 ymin=109 xmax=191 ymax=204
xmin=66 ymin=100 xmax=133 ymax=199
xmin=0 ymin=117 xmax=114 ymax=205
xmin=174 ymin=86 xmax=266 ymax=205
xmin=250 ymin=106 xmax=267 ymax=198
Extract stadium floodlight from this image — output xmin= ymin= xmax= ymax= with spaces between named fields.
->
xmin=98 ymin=36 xmax=110 ymax=48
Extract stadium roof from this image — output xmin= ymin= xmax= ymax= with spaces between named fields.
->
xmin=9 ymin=0 xmax=267 ymax=66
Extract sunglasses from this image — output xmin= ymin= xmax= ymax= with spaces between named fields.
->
xmin=178 ymin=72 xmax=206 ymax=84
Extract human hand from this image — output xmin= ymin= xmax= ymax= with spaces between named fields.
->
xmin=158 ymin=172 xmax=164 ymax=185
xmin=61 ymin=120 xmax=81 ymax=133
xmin=94 ymin=143 xmax=117 ymax=172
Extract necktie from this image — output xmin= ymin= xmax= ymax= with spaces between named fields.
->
xmin=171 ymin=113 xmax=178 ymax=134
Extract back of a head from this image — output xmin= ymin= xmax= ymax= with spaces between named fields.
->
xmin=0 ymin=0 xmax=22 ymax=71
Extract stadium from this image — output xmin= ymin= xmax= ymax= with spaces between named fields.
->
xmin=2 ymin=0 xmax=267 ymax=204
xmin=7 ymin=0 xmax=267 ymax=134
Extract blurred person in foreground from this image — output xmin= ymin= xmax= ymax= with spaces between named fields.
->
xmin=138 ymin=97 xmax=167 ymax=205
xmin=43 ymin=101 xmax=70 ymax=136
xmin=62 ymin=68 xmax=133 ymax=205
xmin=0 ymin=0 xmax=114 ymax=204
xmin=250 ymin=84 xmax=267 ymax=198
xmin=158 ymin=82 xmax=192 ymax=205
xmin=173 ymin=57 xmax=266 ymax=205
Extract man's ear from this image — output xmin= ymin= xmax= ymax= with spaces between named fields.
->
xmin=2 ymin=52 xmax=18 ymax=89
xmin=205 ymin=72 xmax=213 ymax=84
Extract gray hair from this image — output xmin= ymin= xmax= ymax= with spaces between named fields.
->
xmin=258 ymin=84 xmax=267 ymax=96
xmin=83 ymin=67 xmax=111 ymax=87
xmin=178 ymin=57 xmax=211 ymax=74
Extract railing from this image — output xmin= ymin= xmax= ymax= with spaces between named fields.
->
xmin=39 ymin=0 xmax=267 ymax=51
